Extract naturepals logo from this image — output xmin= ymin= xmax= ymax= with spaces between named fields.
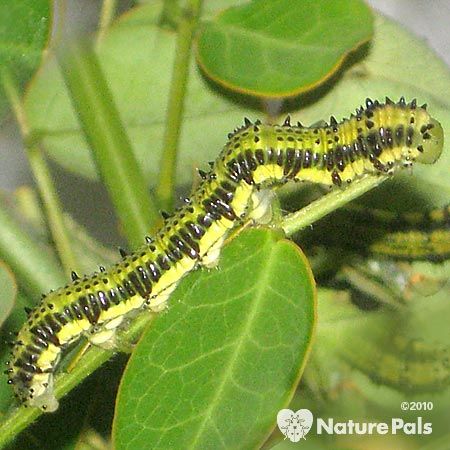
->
xmin=277 ymin=408 xmax=432 ymax=443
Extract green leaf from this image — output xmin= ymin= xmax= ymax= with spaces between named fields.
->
xmin=25 ymin=6 xmax=448 ymax=195
xmin=12 ymin=186 xmax=117 ymax=274
xmin=56 ymin=41 xmax=159 ymax=246
xmin=0 ymin=202 xmax=65 ymax=298
xmin=24 ymin=2 xmax=254 ymax=184
xmin=113 ymin=228 xmax=316 ymax=449
xmin=196 ymin=0 xmax=373 ymax=97
xmin=0 ymin=0 xmax=51 ymax=122
xmin=0 ymin=262 xmax=17 ymax=328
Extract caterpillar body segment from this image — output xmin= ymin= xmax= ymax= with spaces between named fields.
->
xmin=6 ymin=98 xmax=444 ymax=411
xmin=370 ymin=229 xmax=450 ymax=262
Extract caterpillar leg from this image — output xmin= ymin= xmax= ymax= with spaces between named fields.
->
xmin=248 ymin=189 xmax=275 ymax=224
xmin=147 ymin=283 xmax=177 ymax=312
xmin=201 ymin=236 xmax=226 ymax=268
xmin=27 ymin=373 xmax=59 ymax=412
xmin=87 ymin=316 xmax=125 ymax=350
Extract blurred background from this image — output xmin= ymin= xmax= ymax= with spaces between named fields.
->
xmin=0 ymin=0 xmax=449 ymax=242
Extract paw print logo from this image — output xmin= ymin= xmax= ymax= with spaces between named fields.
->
xmin=277 ymin=409 xmax=314 ymax=443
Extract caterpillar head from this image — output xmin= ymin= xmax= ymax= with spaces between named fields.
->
xmin=414 ymin=117 xmax=444 ymax=164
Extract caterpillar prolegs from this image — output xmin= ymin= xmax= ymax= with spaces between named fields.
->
xmin=5 ymin=98 xmax=444 ymax=411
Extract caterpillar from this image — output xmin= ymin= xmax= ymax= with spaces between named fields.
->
xmin=339 ymin=333 xmax=450 ymax=393
xmin=5 ymin=97 xmax=444 ymax=412
xmin=368 ymin=205 xmax=450 ymax=262
xmin=344 ymin=204 xmax=450 ymax=262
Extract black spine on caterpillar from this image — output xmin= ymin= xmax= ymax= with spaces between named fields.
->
xmin=7 ymin=98 xmax=444 ymax=412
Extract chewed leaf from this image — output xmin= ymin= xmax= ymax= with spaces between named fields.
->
xmin=196 ymin=0 xmax=373 ymax=97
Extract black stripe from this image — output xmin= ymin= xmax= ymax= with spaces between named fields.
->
xmin=284 ymin=148 xmax=295 ymax=176
xmin=78 ymin=296 xmax=96 ymax=324
xmin=122 ymin=280 xmax=136 ymax=297
xmin=157 ymin=254 xmax=171 ymax=271
xmin=97 ymin=290 xmax=110 ymax=310
xmin=406 ymin=126 xmax=414 ymax=146
xmin=180 ymin=229 xmax=200 ymax=256
xmin=290 ymin=149 xmax=303 ymax=178
xmin=53 ymin=312 xmax=68 ymax=326
xmin=31 ymin=325 xmax=60 ymax=347
xmin=64 ymin=306 xmax=74 ymax=320
xmin=117 ymin=284 xmax=128 ymax=300
xmin=45 ymin=315 xmax=61 ymax=334
xmin=186 ymin=221 xmax=204 ymax=239
xmin=71 ymin=303 xmax=83 ymax=320
xmin=244 ymin=149 xmax=257 ymax=171
xmin=136 ymin=266 xmax=152 ymax=293
xmin=197 ymin=213 xmax=213 ymax=228
xmin=128 ymin=271 xmax=147 ymax=297
xmin=395 ymin=125 xmax=404 ymax=145
xmin=303 ymin=149 xmax=312 ymax=168
xmin=166 ymin=244 xmax=183 ymax=263
xmin=326 ymin=150 xmax=334 ymax=171
xmin=108 ymin=287 xmax=120 ymax=305
xmin=276 ymin=149 xmax=284 ymax=166
xmin=13 ymin=358 xmax=40 ymax=373
xmin=88 ymin=293 xmax=101 ymax=323
xmin=146 ymin=261 xmax=161 ymax=282
xmin=214 ymin=187 xmax=233 ymax=203
xmin=202 ymin=198 xmax=222 ymax=220
xmin=255 ymin=149 xmax=265 ymax=165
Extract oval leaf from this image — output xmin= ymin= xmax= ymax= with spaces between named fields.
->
xmin=196 ymin=0 xmax=373 ymax=97
xmin=24 ymin=5 xmax=447 ymax=192
xmin=24 ymin=2 xmax=254 ymax=184
xmin=113 ymin=228 xmax=316 ymax=449
xmin=0 ymin=0 xmax=51 ymax=122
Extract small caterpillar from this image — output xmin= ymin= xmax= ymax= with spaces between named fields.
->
xmin=339 ymin=333 xmax=450 ymax=393
xmin=5 ymin=98 xmax=444 ymax=411
xmin=344 ymin=204 xmax=450 ymax=262
xmin=369 ymin=205 xmax=450 ymax=262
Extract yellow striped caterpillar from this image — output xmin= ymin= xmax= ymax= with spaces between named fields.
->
xmin=5 ymin=97 xmax=444 ymax=411
xmin=369 ymin=205 xmax=450 ymax=262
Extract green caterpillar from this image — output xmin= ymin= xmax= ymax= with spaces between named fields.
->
xmin=339 ymin=333 xmax=450 ymax=393
xmin=5 ymin=97 xmax=444 ymax=411
xmin=369 ymin=205 xmax=450 ymax=262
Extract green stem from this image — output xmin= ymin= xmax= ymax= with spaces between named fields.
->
xmin=1 ymin=70 xmax=79 ymax=278
xmin=155 ymin=0 xmax=203 ymax=211
xmin=280 ymin=175 xmax=389 ymax=236
xmin=57 ymin=41 xmax=159 ymax=247
xmin=97 ymin=0 xmax=117 ymax=43
xmin=159 ymin=0 xmax=182 ymax=28
xmin=0 ymin=313 xmax=154 ymax=447
xmin=0 ymin=206 xmax=65 ymax=297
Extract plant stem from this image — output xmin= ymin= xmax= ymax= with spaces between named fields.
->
xmin=280 ymin=175 xmax=389 ymax=236
xmin=159 ymin=0 xmax=182 ymax=28
xmin=0 ymin=206 xmax=65 ymax=297
xmin=57 ymin=41 xmax=159 ymax=247
xmin=155 ymin=0 xmax=203 ymax=211
xmin=0 ymin=173 xmax=389 ymax=445
xmin=1 ymin=70 xmax=79 ymax=278
xmin=97 ymin=0 xmax=117 ymax=43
